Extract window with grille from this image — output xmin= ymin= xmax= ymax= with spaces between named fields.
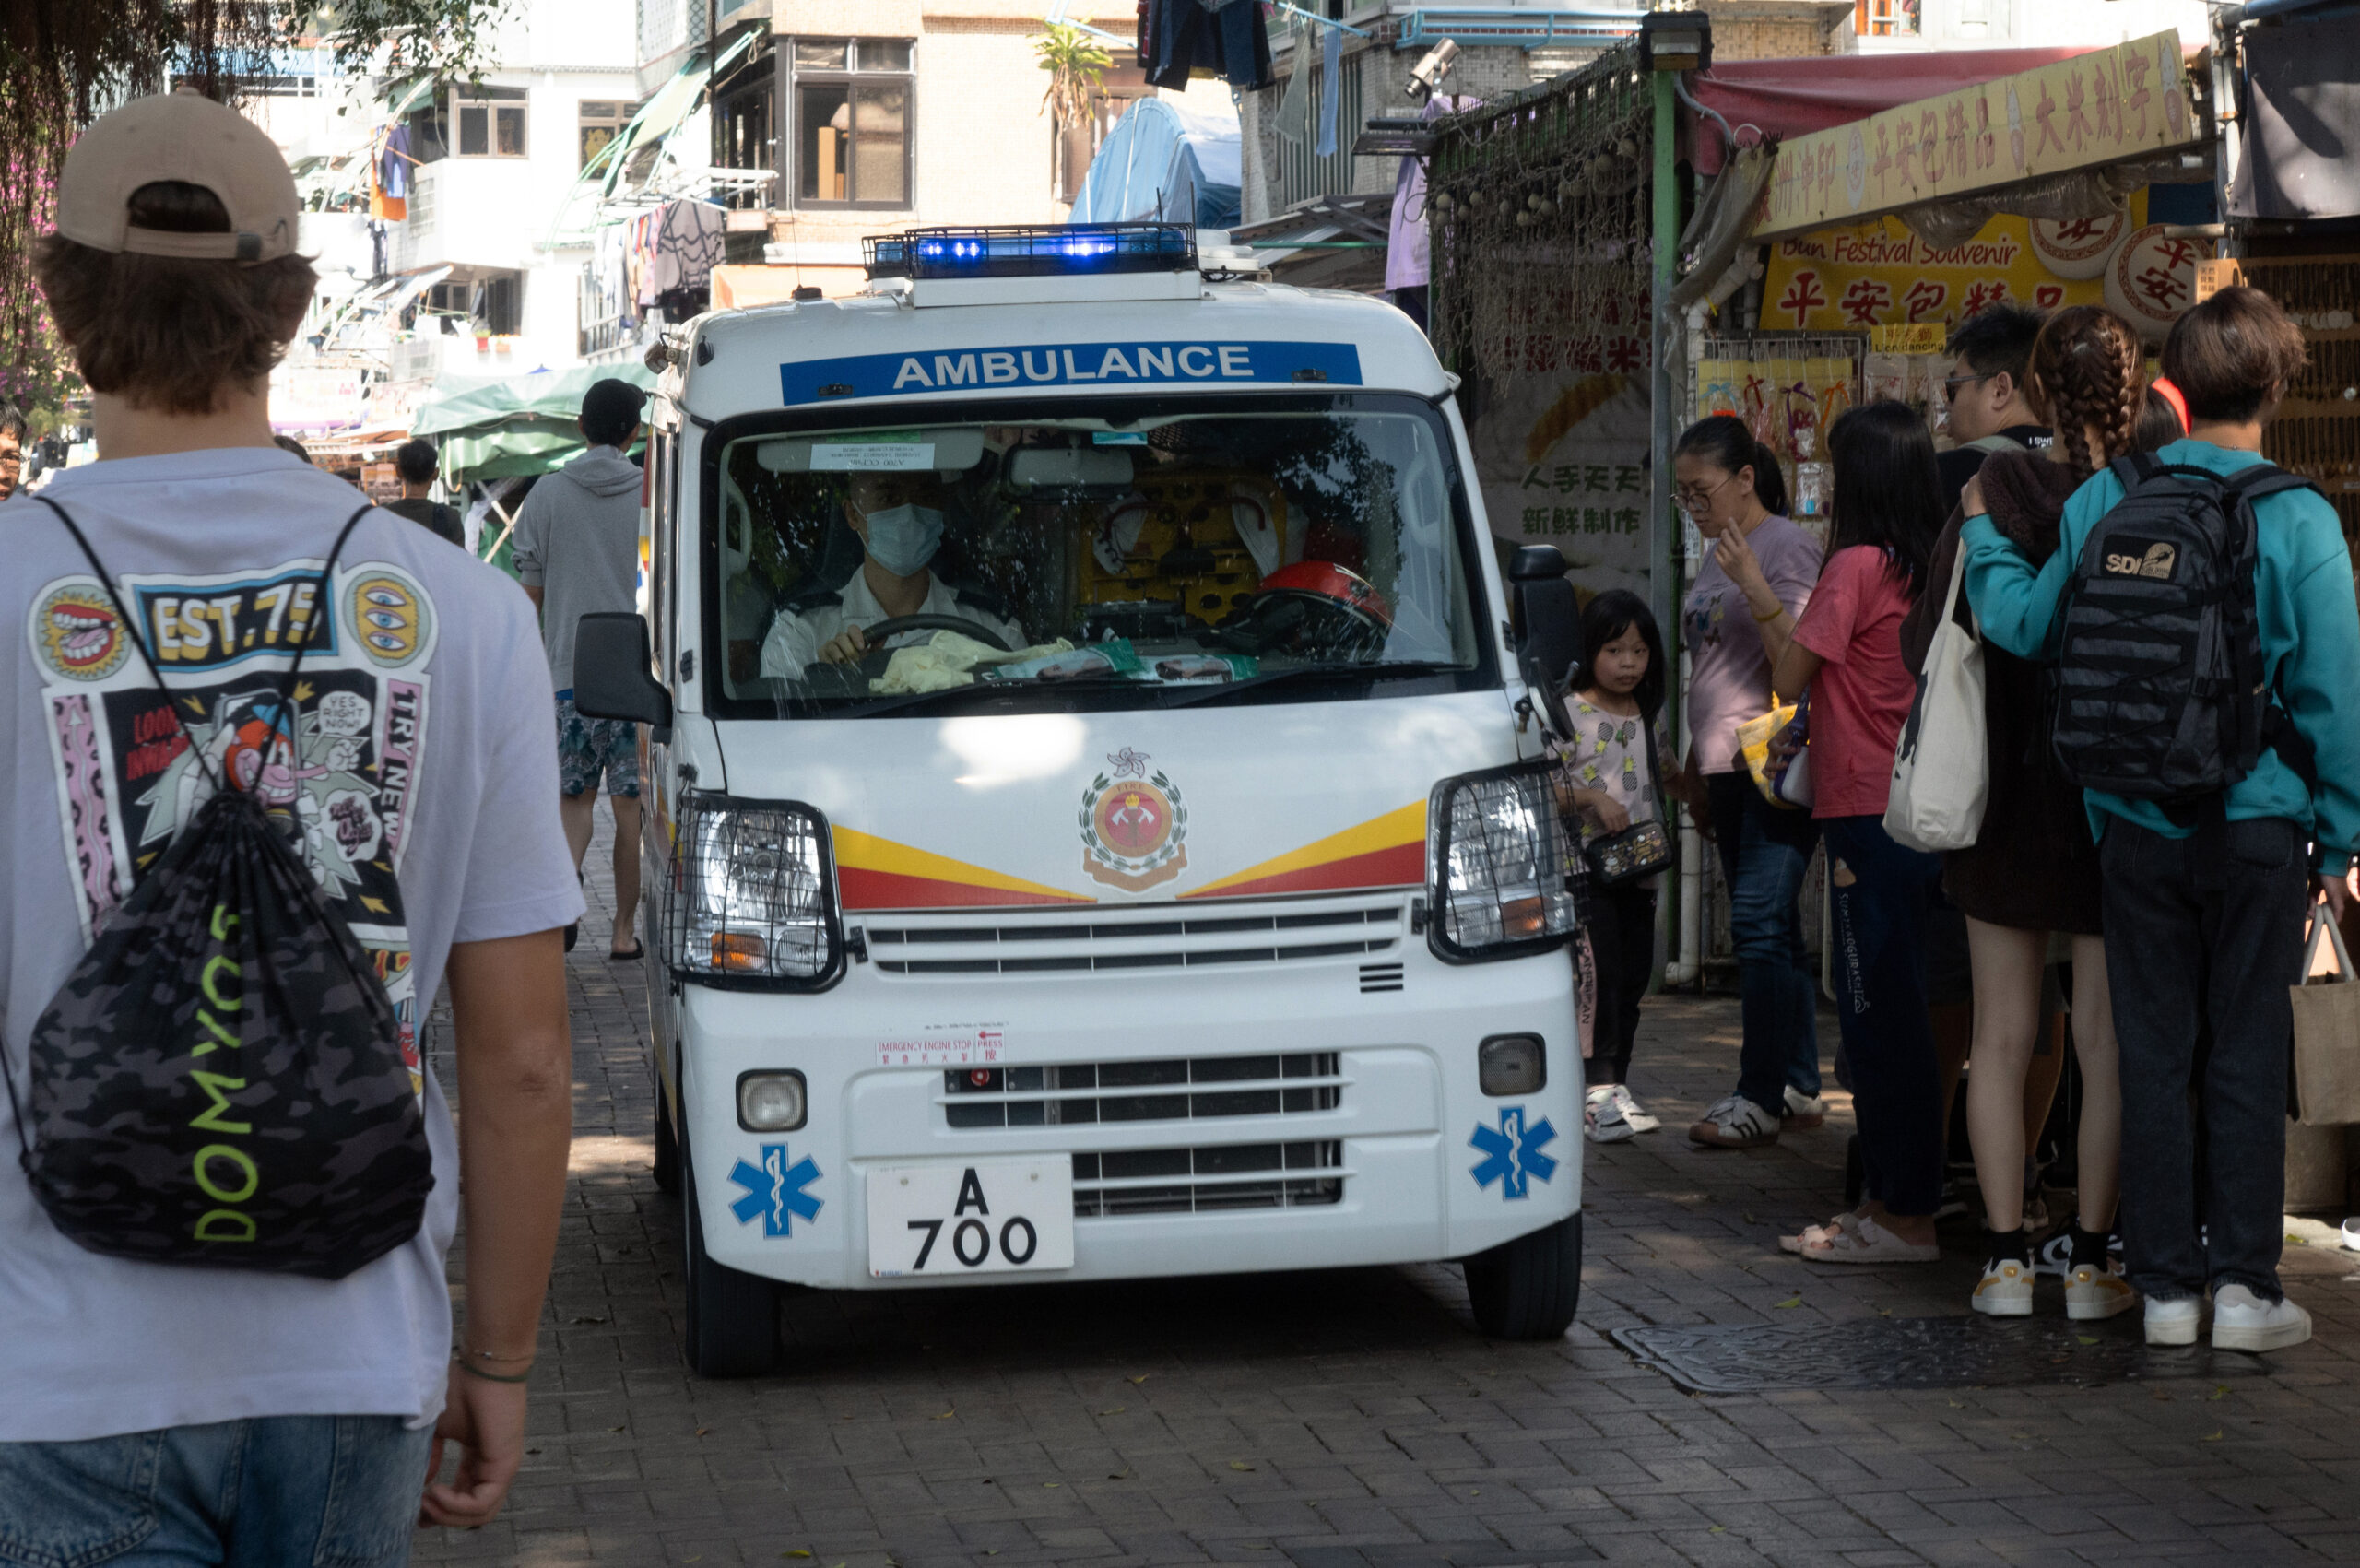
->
xmin=1854 ymin=0 xmax=1920 ymax=35
xmin=579 ymin=100 xmax=633 ymax=171
xmin=790 ymin=37 xmax=913 ymax=207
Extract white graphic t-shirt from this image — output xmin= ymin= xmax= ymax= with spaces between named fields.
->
xmin=0 ymin=447 xmax=584 ymax=1442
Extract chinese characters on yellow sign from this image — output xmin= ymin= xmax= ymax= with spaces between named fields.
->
xmin=1746 ymin=30 xmax=2198 ymax=242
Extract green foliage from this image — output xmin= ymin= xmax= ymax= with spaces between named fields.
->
xmin=0 ymin=0 xmax=509 ymax=411
xmin=1034 ymin=21 xmax=1112 ymax=131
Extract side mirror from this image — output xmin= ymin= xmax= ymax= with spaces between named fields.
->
xmin=1506 ymin=545 xmax=1579 ymax=740
xmin=573 ymin=613 xmax=673 ymax=737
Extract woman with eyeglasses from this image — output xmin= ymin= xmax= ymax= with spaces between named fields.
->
xmin=1671 ymin=415 xmax=1827 ymax=1150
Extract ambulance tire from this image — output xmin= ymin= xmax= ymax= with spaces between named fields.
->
xmin=679 ymin=1119 xmax=782 ymax=1378
xmin=1462 ymin=1211 xmax=1582 ymax=1340
xmin=652 ymin=1054 xmax=680 ymax=1197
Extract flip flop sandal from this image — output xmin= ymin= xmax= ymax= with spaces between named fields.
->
xmin=608 ymin=941 xmax=645 ymax=961
xmin=1798 ymin=1215 xmax=1941 ymax=1265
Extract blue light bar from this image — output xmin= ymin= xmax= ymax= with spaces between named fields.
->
xmin=864 ymin=224 xmax=1196 ymax=282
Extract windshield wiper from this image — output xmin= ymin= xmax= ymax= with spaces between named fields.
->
xmin=1157 ymin=660 xmax=1467 ymax=710
xmin=832 ymin=671 xmax=1139 ymax=720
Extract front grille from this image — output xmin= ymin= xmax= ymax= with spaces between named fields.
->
xmin=942 ymin=1053 xmax=1341 ymax=1128
xmin=1072 ymin=1139 xmax=1345 ymax=1215
xmin=866 ymin=896 xmax=1402 ymax=977
xmin=1359 ymin=961 xmax=1404 ymax=993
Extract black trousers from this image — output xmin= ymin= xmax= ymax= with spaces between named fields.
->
xmin=1584 ymin=884 xmax=1657 ymax=1087
xmin=2100 ymin=815 xmax=2310 ymax=1303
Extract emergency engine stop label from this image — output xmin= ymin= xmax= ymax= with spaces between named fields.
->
xmin=779 ymin=339 xmax=1364 ymax=404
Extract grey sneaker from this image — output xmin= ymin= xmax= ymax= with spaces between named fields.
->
xmin=1781 ymin=1086 xmax=1825 ymax=1130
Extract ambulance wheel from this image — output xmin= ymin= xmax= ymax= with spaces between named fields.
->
xmin=678 ymin=1122 xmax=780 ymax=1378
xmin=651 ymin=1055 xmax=680 ymax=1197
xmin=1463 ymin=1211 xmax=1582 ymax=1340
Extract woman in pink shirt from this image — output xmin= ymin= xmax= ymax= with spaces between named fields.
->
xmin=1718 ymin=400 xmax=1947 ymax=1264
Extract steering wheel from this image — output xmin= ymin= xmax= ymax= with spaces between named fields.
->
xmin=852 ymin=615 xmax=1016 ymax=673
xmin=1215 ymin=589 xmax=1390 ymax=661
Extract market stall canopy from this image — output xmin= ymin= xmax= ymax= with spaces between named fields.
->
xmin=1068 ymin=97 xmax=1243 ymax=229
xmin=2226 ymin=7 xmax=2360 ymax=220
xmin=1735 ymin=32 xmax=2207 ymax=244
xmin=411 ymin=362 xmax=656 ymax=484
xmin=1685 ymin=47 xmax=2092 ymax=176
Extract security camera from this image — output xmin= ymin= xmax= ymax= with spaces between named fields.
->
xmin=1406 ymin=39 xmax=1458 ymax=103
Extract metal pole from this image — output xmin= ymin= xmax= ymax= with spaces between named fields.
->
xmin=1648 ymin=66 xmax=1681 ymax=992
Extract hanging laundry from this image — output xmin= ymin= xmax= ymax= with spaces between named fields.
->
xmin=380 ymin=126 xmax=413 ymax=201
xmin=1315 ymin=20 xmax=1341 ymax=158
xmin=650 ymin=201 xmax=726 ymax=299
xmin=1275 ymin=17 xmax=1311 ymax=148
xmin=1143 ymin=0 xmax=1270 ymax=90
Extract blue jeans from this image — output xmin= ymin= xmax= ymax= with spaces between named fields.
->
xmin=1823 ymin=815 xmax=1947 ymax=1219
xmin=0 ymin=1417 xmax=432 ymax=1568
xmin=1708 ymin=772 xmax=1823 ymax=1112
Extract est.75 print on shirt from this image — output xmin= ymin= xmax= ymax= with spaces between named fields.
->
xmin=29 ymin=557 xmax=438 ymax=1091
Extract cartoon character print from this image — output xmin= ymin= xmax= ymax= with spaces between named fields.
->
xmin=30 ymin=559 xmax=438 ymax=1091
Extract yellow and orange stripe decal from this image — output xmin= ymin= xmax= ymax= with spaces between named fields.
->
xmin=1183 ymin=801 xmax=1427 ymax=901
xmin=832 ymin=827 xmax=1094 ymax=911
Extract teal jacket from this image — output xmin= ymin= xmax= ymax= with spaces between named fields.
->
xmin=1961 ymin=439 xmax=2360 ymax=875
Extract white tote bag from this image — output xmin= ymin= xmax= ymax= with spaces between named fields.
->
xmin=1884 ymin=542 xmax=1988 ymax=853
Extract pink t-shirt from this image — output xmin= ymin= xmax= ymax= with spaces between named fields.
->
xmin=1791 ymin=545 xmax=1918 ymax=819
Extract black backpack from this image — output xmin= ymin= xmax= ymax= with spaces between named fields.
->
xmin=3 ymin=498 xmax=434 ymax=1279
xmin=2050 ymin=454 xmax=2319 ymax=805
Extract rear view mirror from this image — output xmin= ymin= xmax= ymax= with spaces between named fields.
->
xmin=573 ymin=613 xmax=673 ymax=737
xmin=1506 ymin=545 xmax=1579 ymax=740
xmin=1008 ymin=446 xmax=1136 ymax=489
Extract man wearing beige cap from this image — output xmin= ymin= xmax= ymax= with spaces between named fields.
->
xmin=0 ymin=90 xmax=580 ymax=1557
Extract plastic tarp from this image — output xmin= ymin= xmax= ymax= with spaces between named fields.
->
xmin=412 ymin=362 xmax=656 ymax=484
xmin=1684 ymin=48 xmax=2090 ymax=175
xmin=1068 ymin=97 xmax=1243 ymax=229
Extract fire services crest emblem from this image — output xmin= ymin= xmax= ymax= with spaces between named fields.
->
xmin=1079 ymin=749 xmax=1187 ymax=892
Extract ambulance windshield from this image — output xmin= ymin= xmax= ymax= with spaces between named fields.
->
xmin=707 ymin=395 xmax=1489 ymax=716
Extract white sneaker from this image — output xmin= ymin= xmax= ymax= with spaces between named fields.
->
xmin=2212 ymin=1283 xmax=2311 ymax=1352
xmin=1971 ymin=1257 xmax=2034 ymax=1316
xmin=1584 ymin=1085 xmax=1635 ymax=1144
xmin=1688 ymin=1093 xmax=1780 ymax=1149
xmin=1609 ymin=1083 xmax=1659 ymax=1134
xmin=1781 ymin=1086 xmax=1825 ymax=1130
xmin=2145 ymin=1296 xmax=2201 ymax=1347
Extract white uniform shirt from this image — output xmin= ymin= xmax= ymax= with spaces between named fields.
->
xmin=758 ymin=568 xmax=1023 ymax=679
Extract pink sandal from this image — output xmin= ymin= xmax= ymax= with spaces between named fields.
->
xmin=1797 ymin=1215 xmax=1940 ymax=1265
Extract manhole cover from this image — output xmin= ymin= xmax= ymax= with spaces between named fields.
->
xmin=1283 ymin=1549 xmax=1599 ymax=1568
xmin=1610 ymin=1315 xmax=2278 ymax=1394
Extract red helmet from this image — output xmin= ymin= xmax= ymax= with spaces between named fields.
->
xmin=1257 ymin=560 xmax=1392 ymax=624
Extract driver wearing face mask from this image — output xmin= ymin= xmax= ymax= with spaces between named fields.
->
xmin=757 ymin=471 xmax=1023 ymax=681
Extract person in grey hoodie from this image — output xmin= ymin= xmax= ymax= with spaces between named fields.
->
xmin=512 ymin=378 xmax=647 ymax=958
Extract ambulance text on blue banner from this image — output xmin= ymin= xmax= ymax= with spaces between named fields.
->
xmin=778 ymin=340 xmax=1366 ymax=405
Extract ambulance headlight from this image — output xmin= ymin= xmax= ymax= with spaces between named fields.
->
xmin=736 ymin=1070 xmax=808 ymax=1132
xmin=668 ymin=794 xmax=844 ymax=989
xmin=1427 ymin=763 xmax=1578 ymax=963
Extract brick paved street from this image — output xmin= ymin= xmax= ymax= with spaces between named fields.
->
xmin=419 ymin=834 xmax=2360 ymax=1568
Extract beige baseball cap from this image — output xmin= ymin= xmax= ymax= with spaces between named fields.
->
xmin=53 ymin=88 xmax=301 ymax=264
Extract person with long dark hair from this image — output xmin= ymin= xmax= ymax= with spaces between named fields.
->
xmin=1724 ymin=399 xmax=1949 ymax=1261
xmin=1673 ymin=415 xmax=1828 ymax=1149
xmin=1902 ymin=305 xmax=2138 ymax=1320
xmin=1554 ymin=590 xmax=1671 ymax=1142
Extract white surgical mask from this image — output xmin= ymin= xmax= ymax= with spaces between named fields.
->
xmin=862 ymin=502 xmax=945 ymax=577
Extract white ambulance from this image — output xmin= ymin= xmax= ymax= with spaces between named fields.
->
xmin=573 ymin=225 xmax=1590 ymax=1376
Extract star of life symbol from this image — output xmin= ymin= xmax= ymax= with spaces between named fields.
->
xmin=727 ymin=1143 xmax=823 ymax=1238
xmin=1469 ymin=1107 xmax=1560 ymax=1200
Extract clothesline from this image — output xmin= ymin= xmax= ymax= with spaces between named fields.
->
xmin=1271 ymin=1 xmax=1371 ymax=38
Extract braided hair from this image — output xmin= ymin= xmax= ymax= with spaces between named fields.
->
xmin=2022 ymin=304 xmax=2143 ymax=480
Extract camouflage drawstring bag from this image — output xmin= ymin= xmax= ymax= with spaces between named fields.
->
xmin=2 ymin=499 xmax=433 ymax=1279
